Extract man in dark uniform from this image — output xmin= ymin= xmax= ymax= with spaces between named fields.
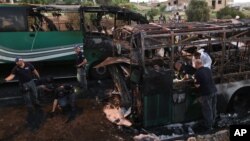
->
xmin=194 ymin=59 xmax=217 ymax=131
xmin=74 ymin=45 xmax=88 ymax=90
xmin=2 ymin=56 xmax=43 ymax=130
xmin=49 ymin=84 xmax=77 ymax=123
xmin=4 ymin=57 xmax=40 ymax=108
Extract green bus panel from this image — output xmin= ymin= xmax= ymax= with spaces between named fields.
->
xmin=142 ymin=69 xmax=173 ymax=127
xmin=143 ymin=94 xmax=172 ymax=127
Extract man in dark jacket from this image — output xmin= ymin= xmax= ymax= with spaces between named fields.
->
xmin=49 ymin=84 xmax=77 ymax=123
xmin=2 ymin=56 xmax=43 ymax=130
xmin=194 ymin=59 xmax=217 ymax=131
xmin=74 ymin=45 xmax=88 ymax=90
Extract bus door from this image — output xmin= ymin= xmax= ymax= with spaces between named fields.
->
xmin=27 ymin=10 xmax=82 ymax=62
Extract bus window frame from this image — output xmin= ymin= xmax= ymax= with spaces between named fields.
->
xmin=0 ymin=7 xmax=29 ymax=32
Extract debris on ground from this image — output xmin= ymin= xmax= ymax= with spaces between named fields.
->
xmin=103 ymin=105 xmax=132 ymax=127
xmin=194 ymin=130 xmax=229 ymax=141
xmin=133 ymin=133 xmax=160 ymax=141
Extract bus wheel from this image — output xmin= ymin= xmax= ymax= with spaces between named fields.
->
xmin=228 ymin=87 xmax=250 ymax=116
xmin=90 ymin=62 xmax=109 ymax=80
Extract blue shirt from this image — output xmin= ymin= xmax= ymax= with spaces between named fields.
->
xmin=75 ymin=51 xmax=86 ymax=68
xmin=11 ymin=63 xmax=35 ymax=84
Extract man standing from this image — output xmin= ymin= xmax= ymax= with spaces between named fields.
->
xmin=74 ymin=45 xmax=88 ymax=90
xmin=194 ymin=59 xmax=217 ymax=131
xmin=159 ymin=13 xmax=166 ymax=24
xmin=2 ymin=56 xmax=43 ymax=130
xmin=192 ymin=49 xmax=212 ymax=69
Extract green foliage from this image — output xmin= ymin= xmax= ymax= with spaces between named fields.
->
xmin=147 ymin=8 xmax=159 ymax=21
xmin=20 ymin=0 xmax=81 ymax=4
xmin=64 ymin=0 xmax=75 ymax=5
xmin=243 ymin=10 xmax=250 ymax=18
xmin=185 ymin=0 xmax=210 ymax=22
xmin=20 ymin=0 xmax=52 ymax=4
xmin=159 ymin=4 xmax=166 ymax=12
xmin=96 ymin=0 xmax=128 ymax=6
xmin=217 ymin=6 xmax=246 ymax=19
xmin=96 ymin=0 xmax=112 ymax=5
xmin=118 ymin=3 xmax=138 ymax=11
xmin=81 ymin=1 xmax=95 ymax=6
xmin=111 ymin=0 xmax=129 ymax=5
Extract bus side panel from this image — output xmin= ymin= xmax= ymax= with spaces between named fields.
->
xmin=142 ymin=69 xmax=173 ymax=127
xmin=0 ymin=31 xmax=83 ymax=63
xmin=0 ymin=32 xmax=33 ymax=51
xmin=0 ymin=32 xmax=34 ymax=63
xmin=33 ymin=31 xmax=82 ymax=50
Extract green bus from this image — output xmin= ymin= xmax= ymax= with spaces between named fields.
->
xmin=0 ymin=4 xmax=83 ymax=79
xmin=0 ymin=4 xmax=148 ymax=79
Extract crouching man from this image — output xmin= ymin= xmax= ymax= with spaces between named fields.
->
xmin=49 ymin=84 xmax=78 ymax=123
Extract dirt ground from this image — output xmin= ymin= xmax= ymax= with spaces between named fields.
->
xmin=0 ymin=79 xmax=135 ymax=141
xmin=0 ymin=99 xmax=134 ymax=141
xmin=0 ymin=79 xmax=235 ymax=141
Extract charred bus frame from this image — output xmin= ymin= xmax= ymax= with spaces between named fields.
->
xmin=99 ymin=20 xmax=250 ymax=127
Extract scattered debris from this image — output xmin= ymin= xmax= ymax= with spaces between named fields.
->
xmin=217 ymin=113 xmax=239 ymax=127
xmin=195 ymin=130 xmax=229 ymax=141
xmin=103 ymin=105 xmax=132 ymax=127
xmin=133 ymin=133 xmax=160 ymax=141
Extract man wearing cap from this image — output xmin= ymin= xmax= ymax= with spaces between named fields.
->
xmin=2 ymin=57 xmax=42 ymax=129
xmin=74 ymin=45 xmax=88 ymax=90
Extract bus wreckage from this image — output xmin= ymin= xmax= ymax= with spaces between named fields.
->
xmin=96 ymin=19 xmax=250 ymax=127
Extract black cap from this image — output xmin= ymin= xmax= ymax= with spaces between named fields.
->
xmin=15 ymin=56 xmax=23 ymax=62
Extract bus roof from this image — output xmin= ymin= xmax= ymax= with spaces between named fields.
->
xmin=80 ymin=6 xmax=148 ymax=24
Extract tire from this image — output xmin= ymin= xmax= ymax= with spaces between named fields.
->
xmin=228 ymin=88 xmax=250 ymax=115
xmin=89 ymin=62 xmax=109 ymax=80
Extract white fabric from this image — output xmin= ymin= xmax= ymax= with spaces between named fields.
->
xmin=192 ymin=49 xmax=212 ymax=69
xmin=200 ymin=51 xmax=212 ymax=69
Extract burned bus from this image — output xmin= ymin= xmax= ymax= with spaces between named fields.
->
xmin=95 ymin=20 xmax=250 ymax=127
xmin=0 ymin=4 xmax=83 ymax=78
xmin=0 ymin=4 xmax=148 ymax=104
xmin=0 ymin=4 xmax=148 ymax=79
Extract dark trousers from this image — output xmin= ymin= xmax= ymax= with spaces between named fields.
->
xmin=199 ymin=93 xmax=217 ymax=129
xmin=58 ymin=93 xmax=76 ymax=112
xmin=21 ymin=80 xmax=40 ymax=109
xmin=21 ymin=80 xmax=44 ymax=129
xmin=77 ymin=67 xmax=87 ymax=90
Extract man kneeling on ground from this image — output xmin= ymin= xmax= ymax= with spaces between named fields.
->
xmin=49 ymin=84 xmax=79 ymax=123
